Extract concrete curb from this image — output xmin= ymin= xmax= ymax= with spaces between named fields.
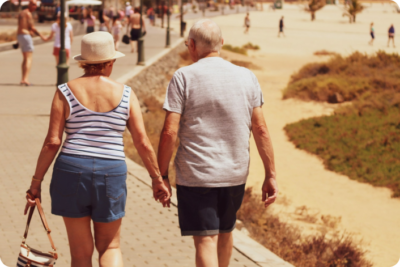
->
xmin=125 ymin=155 xmax=294 ymax=267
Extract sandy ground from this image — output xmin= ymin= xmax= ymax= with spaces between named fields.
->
xmin=174 ymin=4 xmax=400 ymax=267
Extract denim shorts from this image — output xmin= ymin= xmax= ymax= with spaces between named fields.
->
xmin=176 ymin=184 xmax=245 ymax=236
xmin=50 ymin=153 xmax=127 ymax=223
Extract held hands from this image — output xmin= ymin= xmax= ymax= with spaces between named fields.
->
xmin=152 ymin=177 xmax=172 ymax=208
xmin=261 ymin=177 xmax=278 ymax=208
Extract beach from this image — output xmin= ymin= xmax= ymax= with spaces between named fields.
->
xmin=176 ymin=4 xmax=400 ymax=266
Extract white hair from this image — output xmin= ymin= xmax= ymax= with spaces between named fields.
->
xmin=188 ymin=19 xmax=223 ymax=57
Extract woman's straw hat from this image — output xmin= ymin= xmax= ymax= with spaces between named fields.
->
xmin=73 ymin=32 xmax=125 ymax=64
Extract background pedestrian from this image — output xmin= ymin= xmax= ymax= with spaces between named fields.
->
xmin=45 ymin=12 xmax=74 ymax=65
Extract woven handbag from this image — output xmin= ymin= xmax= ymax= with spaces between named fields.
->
xmin=16 ymin=199 xmax=57 ymax=267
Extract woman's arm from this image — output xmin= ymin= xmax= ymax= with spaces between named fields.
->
xmin=24 ymin=90 xmax=68 ymax=214
xmin=44 ymin=31 xmax=54 ymax=42
xmin=126 ymin=91 xmax=170 ymax=205
xmin=70 ymin=28 xmax=73 ymax=44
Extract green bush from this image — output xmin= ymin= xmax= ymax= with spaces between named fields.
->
xmin=285 ymin=105 xmax=400 ymax=197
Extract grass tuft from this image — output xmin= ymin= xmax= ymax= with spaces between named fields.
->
xmin=222 ymin=44 xmax=248 ymax=55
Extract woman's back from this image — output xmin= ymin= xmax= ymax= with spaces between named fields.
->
xmin=59 ymin=77 xmax=131 ymax=160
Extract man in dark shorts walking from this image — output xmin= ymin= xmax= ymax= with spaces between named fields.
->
xmin=158 ymin=19 xmax=278 ymax=267
xmin=388 ymin=24 xmax=395 ymax=48
xmin=127 ymin=7 xmax=146 ymax=53
xmin=278 ymin=16 xmax=285 ymax=37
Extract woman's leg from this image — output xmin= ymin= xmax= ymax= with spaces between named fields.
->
xmin=54 ymin=55 xmax=59 ymax=65
xmin=94 ymin=218 xmax=123 ymax=267
xmin=63 ymin=216 xmax=94 ymax=267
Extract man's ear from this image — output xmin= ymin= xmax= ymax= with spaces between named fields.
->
xmin=221 ymin=38 xmax=224 ymax=46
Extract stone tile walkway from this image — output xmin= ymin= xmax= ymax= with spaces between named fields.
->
xmin=0 ymin=23 xmax=259 ymax=267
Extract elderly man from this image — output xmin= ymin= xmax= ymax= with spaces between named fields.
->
xmin=158 ymin=19 xmax=278 ymax=267
xmin=17 ymin=0 xmax=45 ymax=86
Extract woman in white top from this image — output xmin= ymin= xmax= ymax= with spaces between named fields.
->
xmin=45 ymin=12 xmax=74 ymax=65
xmin=111 ymin=16 xmax=122 ymax=51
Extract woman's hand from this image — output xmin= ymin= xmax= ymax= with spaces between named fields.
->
xmin=152 ymin=177 xmax=171 ymax=208
xmin=24 ymin=181 xmax=42 ymax=215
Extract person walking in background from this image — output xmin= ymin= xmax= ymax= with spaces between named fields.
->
xmin=125 ymin=2 xmax=132 ymax=16
xmin=127 ymin=7 xmax=146 ymax=53
xmin=244 ymin=12 xmax=250 ymax=34
xmin=278 ymin=16 xmax=285 ymax=37
xmin=369 ymin=22 xmax=375 ymax=45
xmin=16 ymin=0 xmax=46 ymax=86
xmin=85 ymin=7 xmax=96 ymax=33
xmin=112 ymin=16 xmax=122 ymax=50
xmin=388 ymin=24 xmax=395 ymax=47
xmin=147 ymin=6 xmax=155 ymax=26
xmin=24 ymin=32 xmax=170 ymax=267
xmin=158 ymin=19 xmax=278 ymax=267
xmin=99 ymin=8 xmax=110 ymax=31
xmin=45 ymin=12 xmax=74 ymax=66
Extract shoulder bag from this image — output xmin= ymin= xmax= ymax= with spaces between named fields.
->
xmin=16 ymin=199 xmax=58 ymax=267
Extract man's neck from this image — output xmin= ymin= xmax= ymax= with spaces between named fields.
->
xmin=204 ymin=52 xmax=220 ymax=59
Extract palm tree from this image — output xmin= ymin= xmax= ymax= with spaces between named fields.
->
xmin=304 ymin=0 xmax=325 ymax=21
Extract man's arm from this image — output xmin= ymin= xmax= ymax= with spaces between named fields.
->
xmin=251 ymin=106 xmax=278 ymax=208
xmin=158 ymin=111 xmax=180 ymax=176
xmin=27 ymin=12 xmax=44 ymax=40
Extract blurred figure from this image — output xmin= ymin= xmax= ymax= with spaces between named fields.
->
xmin=388 ymin=24 xmax=395 ymax=47
xmin=369 ymin=22 xmax=375 ymax=45
xmin=244 ymin=12 xmax=250 ymax=34
xmin=147 ymin=6 xmax=155 ymax=26
xmin=112 ymin=16 xmax=122 ymax=50
xmin=44 ymin=12 xmax=74 ymax=66
xmin=99 ymin=8 xmax=110 ymax=31
xmin=127 ymin=7 xmax=146 ymax=53
xmin=17 ymin=0 xmax=46 ymax=86
xmin=278 ymin=16 xmax=285 ymax=37
xmin=85 ymin=7 xmax=96 ymax=33
xmin=125 ymin=2 xmax=132 ymax=16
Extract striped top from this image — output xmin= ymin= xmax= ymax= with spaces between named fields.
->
xmin=58 ymin=83 xmax=131 ymax=160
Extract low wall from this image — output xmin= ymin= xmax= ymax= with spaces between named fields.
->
xmin=125 ymin=42 xmax=186 ymax=110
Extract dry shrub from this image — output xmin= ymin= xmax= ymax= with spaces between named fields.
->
xmin=237 ymin=188 xmax=373 ymax=267
xmin=314 ymin=50 xmax=339 ymax=56
xmin=283 ymin=51 xmax=400 ymax=103
xmin=222 ymin=44 xmax=248 ymax=56
xmin=0 ymin=30 xmax=17 ymax=43
xmin=242 ymin=42 xmax=260 ymax=50
xmin=230 ymin=60 xmax=262 ymax=70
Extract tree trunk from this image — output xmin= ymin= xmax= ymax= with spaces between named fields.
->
xmin=353 ymin=14 xmax=356 ymax=22
xmin=311 ymin=12 xmax=315 ymax=21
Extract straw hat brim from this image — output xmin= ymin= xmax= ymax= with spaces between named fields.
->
xmin=73 ymin=51 xmax=125 ymax=64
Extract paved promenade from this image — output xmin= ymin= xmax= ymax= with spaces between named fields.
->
xmin=0 ymin=22 xmax=261 ymax=267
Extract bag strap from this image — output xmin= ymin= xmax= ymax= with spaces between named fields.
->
xmin=23 ymin=199 xmax=57 ymax=252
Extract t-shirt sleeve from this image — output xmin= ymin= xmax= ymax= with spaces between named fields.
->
xmin=163 ymin=72 xmax=185 ymax=114
xmin=67 ymin=23 xmax=73 ymax=31
xmin=51 ymin=23 xmax=57 ymax=32
xmin=251 ymin=71 xmax=264 ymax=108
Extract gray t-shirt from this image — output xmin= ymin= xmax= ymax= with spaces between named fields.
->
xmin=163 ymin=57 xmax=264 ymax=187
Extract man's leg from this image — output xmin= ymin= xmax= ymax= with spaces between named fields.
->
xmin=217 ymin=232 xmax=234 ymax=267
xmin=21 ymin=52 xmax=32 ymax=84
xmin=193 ymin=235 xmax=219 ymax=267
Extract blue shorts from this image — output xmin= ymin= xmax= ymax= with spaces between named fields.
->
xmin=177 ymin=184 xmax=245 ymax=236
xmin=50 ymin=153 xmax=127 ymax=223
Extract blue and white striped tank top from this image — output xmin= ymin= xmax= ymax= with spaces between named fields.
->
xmin=58 ymin=83 xmax=131 ymax=160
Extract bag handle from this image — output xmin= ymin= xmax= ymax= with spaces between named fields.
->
xmin=23 ymin=199 xmax=57 ymax=252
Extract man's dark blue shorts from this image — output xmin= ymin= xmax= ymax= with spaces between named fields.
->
xmin=176 ymin=184 xmax=245 ymax=236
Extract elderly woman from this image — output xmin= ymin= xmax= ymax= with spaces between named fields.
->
xmin=24 ymin=32 xmax=170 ymax=267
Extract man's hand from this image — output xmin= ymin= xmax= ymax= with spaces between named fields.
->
xmin=261 ymin=177 xmax=278 ymax=208
xmin=152 ymin=177 xmax=171 ymax=208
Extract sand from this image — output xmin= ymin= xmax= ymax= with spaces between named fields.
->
xmin=175 ymin=4 xmax=400 ymax=266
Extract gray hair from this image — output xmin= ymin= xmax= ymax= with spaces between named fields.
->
xmin=188 ymin=19 xmax=223 ymax=57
